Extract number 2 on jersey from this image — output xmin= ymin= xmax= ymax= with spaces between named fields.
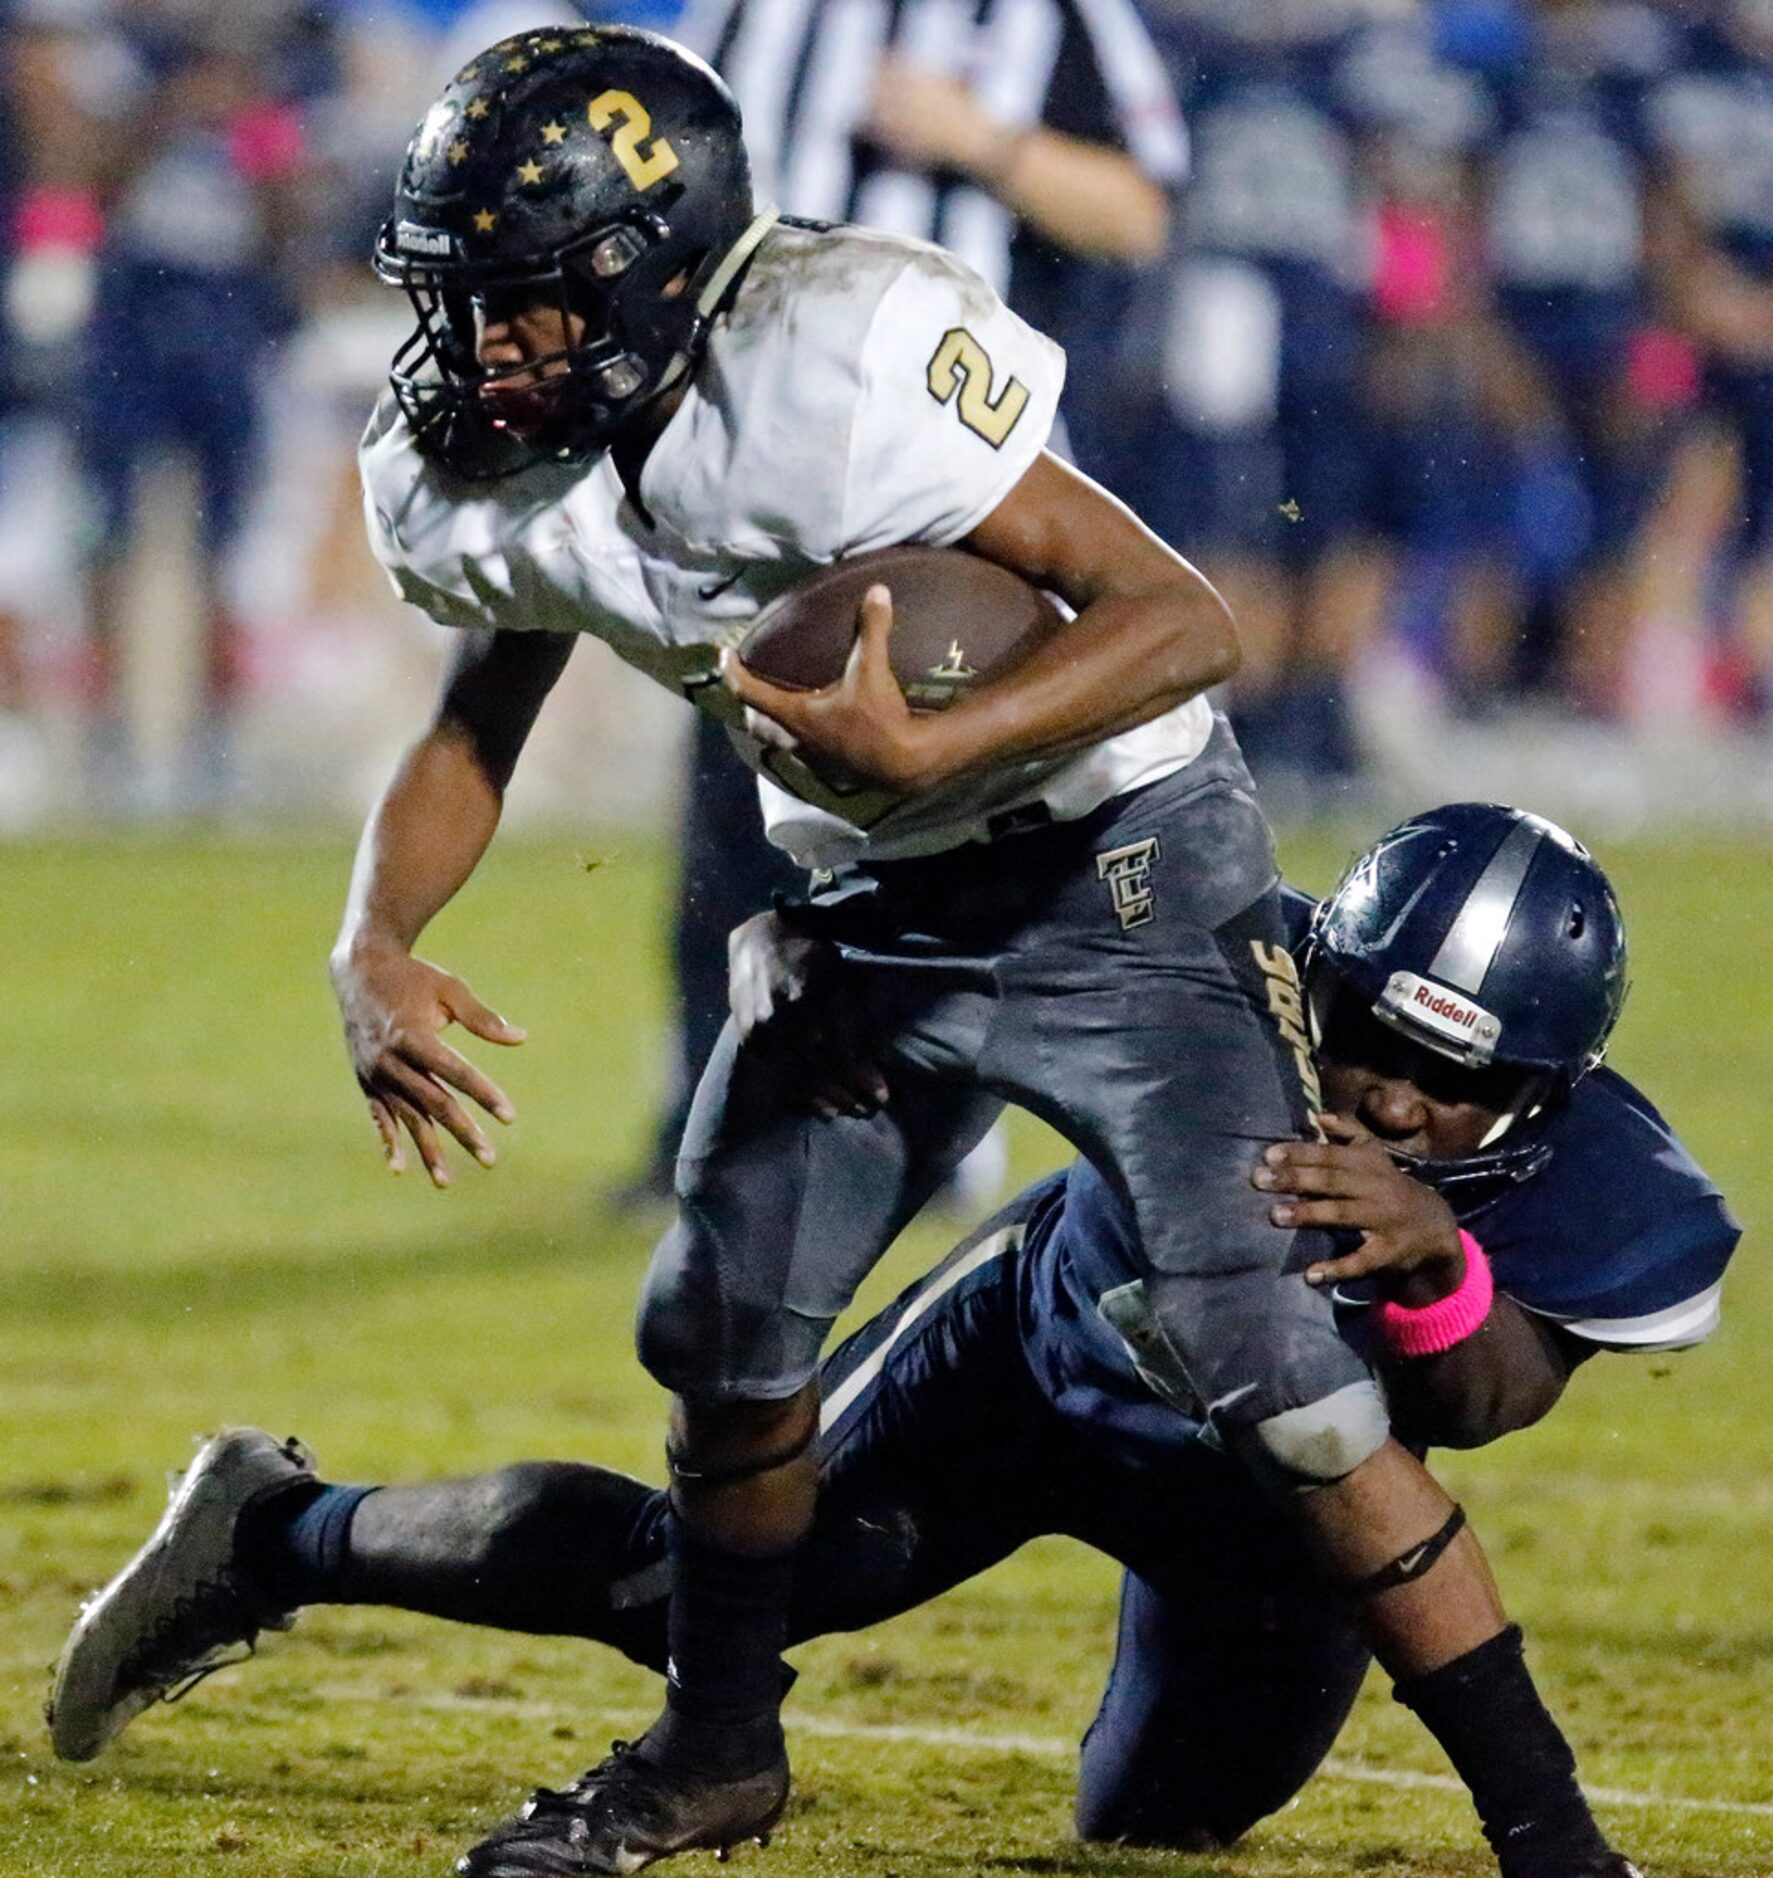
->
xmin=926 ymin=327 xmax=1030 ymax=448
xmin=588 ymin=89 xmax=680 ymax=192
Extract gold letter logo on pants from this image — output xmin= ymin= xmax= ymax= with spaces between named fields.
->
xmin=1097 ymin=838 xmax=1162 ymax=931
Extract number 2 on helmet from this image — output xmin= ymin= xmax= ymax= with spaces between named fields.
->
xmin=588 ymin=89 xmax=680 ymax=192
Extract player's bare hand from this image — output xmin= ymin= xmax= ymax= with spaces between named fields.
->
xmin=330 ymin=937 xmax=525 ymax=1188
xmin=724 ymin=584 xmax=937 ymax=792
xmin=728 ymin=910 xmax=889 ymax=1118
xmin=1254 ymin=1112 xmax=1464 ymax=1298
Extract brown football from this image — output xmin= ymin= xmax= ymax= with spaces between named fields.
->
xmin=738 ymin=546 xmax=1065 ymax=713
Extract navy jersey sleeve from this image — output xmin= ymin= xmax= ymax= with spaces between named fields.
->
xmin=1470 ymin=1068 xmax=1739 ymax=1351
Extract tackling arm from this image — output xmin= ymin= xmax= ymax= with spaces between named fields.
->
xmin=1261 ymin=1122 xmax=1590 ymax=1451
xmin=1379 ymin=1295 xmax=1588 ymax=1453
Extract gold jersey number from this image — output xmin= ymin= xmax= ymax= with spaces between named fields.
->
xmin=588 ymin=89 xmax=680 ymax=192
xmin=926 ymin=327 xmax=1030 ymax=448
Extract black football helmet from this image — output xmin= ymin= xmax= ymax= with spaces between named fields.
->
xmin=373 ymin=26 xmax=768 ymax=477
xmin=1302 ymin=803 xmax=1629 ymax=1207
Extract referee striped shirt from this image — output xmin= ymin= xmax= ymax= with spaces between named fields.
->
xmin=676 ymin=0 xmax=1188 ymax=309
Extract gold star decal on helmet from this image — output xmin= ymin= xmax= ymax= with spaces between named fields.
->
xmin=505 ymin=53 xmax=529 ymax=71
xmin=542 ymin=120 xmax=568 ymax=144
xmin=537 ymin=38 xmax=563 ymax=51
xmin=467 ymin=97 xmax=490 ymax=120
xmin=448 ymin=139 xmax=470 ymax=165
xmin=517 ymin=159 xmax=544 ymax=185
xmin=473 ymin=209 xmax=498 ymax=233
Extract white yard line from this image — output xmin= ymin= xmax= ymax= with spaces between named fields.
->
xmin=318 ymin=1686 xmax=1773 ymax=1819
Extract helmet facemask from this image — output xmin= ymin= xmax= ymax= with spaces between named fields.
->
xmin=375 ymin=213 xmax=693 ymax=479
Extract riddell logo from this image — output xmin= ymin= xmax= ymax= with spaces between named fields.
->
xmin=1412 ymin=984 xmax=1480 ymax=1030
xmin=397 ymin=223 xmax=453 ymax=257
xmin=1381 ymin=971 xmax=1502 ymax=1063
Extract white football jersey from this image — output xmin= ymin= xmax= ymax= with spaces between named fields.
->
xmin=361 ymin=218 xmax=1212 ymax=870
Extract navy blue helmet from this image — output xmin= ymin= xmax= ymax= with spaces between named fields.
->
xmin=1303 ymin=803 xmax=1629 ymax=1200
xmin=375 ymin=27 xmax=763 ymax=477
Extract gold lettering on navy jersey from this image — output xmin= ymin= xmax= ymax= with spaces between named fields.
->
xmin=1249 ymin=939 xmax=1322 ymax=1115
xmin=926 ymin=327 xmax=1030 ymax=448
xmin=1097 ymin=837 xmax=1161 ymax=931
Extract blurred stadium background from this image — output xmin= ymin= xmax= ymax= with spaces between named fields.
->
xmin=2 ymin=2 xmax=1770 ymax=1875
xmin=4 ymin=0 xmax=1773 ymax=833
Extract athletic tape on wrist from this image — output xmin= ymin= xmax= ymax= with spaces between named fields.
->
xmin=1376 ymin=1231 xmax=1493 ymax=1358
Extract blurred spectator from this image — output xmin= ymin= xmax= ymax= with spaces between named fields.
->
xmin=1456 ymin=0 xmax=1680 ymax=714
xmin=1638 ymin=0 xmax=1773 ymax=727
xmin=1105 ymin=0 xmax=1396 ymax=797
xmin=0 ymin=0 xmax=132 ymax=819
xmin=71 ymin=4 xmax=317 ymax=812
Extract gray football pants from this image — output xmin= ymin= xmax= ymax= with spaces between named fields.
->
xmin=637 ymin=718 xmax=1381 ymax=1470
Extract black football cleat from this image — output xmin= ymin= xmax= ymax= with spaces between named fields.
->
xmin=48 ymin=1428 xmax=313 ymax=1760
xmin=457 ymin=1736 xmax=789 ymax=1876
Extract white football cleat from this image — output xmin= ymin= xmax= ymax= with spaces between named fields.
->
xmin=47 ymin=1427 xmax=314 ymax=1761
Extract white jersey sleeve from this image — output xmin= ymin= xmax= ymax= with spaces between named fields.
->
xmin=359 ymin=391 xmax=504 ymax=635
xmin=357 ymin=389 xmax=669 ymax=670
xmin=838 ymin=241 xmax=1066 ymax=554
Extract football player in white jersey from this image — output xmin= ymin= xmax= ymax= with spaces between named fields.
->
xmin=328 ymin=28 xmax=1636 ymax=1878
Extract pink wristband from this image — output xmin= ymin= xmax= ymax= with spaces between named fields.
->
xmin=1375 ymin=1232 xmax=1493 ymax=1358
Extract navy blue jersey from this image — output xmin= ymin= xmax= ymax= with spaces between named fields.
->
xmin=1016 ymin=884 xmax=1740 ymax=1448
xmin=1479 ymin=24 xmax=1661 ymax=280
xmin=1460 ymin=1066 xmax=1736 ymax=1347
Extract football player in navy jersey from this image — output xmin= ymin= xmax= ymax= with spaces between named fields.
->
xmin=54 ymin=805 xmax=1726 ymax=1870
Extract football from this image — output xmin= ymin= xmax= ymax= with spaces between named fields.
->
xmin=737 ymin=545 xmax=1065 ymax=712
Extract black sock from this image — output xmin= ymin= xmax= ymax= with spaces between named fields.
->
xmin=237 ymin=1481 xmax=378 ymax=1609
xmin=648 ymin=1518 xmax=793 ymax=1778
xmin=1394 ymin=1625 xmax=1614 ymax=1877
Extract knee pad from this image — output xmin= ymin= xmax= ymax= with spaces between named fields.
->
xmin=1249 ymin=1380 xmax=1389 ymax=1487
xmin=634 ymin=1237 xmax=699 ymax=1390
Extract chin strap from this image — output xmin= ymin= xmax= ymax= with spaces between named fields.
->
xmin=697 ymin=203 xmax=782 ymax=318
xmin=654 ymin=204 xmax=781 ymax=400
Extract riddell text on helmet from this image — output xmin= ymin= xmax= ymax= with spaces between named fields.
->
xmin=1414 ymin=985 xmax=1481 ymax=1029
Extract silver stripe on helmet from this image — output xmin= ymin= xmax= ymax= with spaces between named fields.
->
xmin=1427 ymin=816 xmax=1546 ymax=994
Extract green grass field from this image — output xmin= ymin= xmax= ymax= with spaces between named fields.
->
xmin=2 ymin=826 xmax=1769 ymax=1878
